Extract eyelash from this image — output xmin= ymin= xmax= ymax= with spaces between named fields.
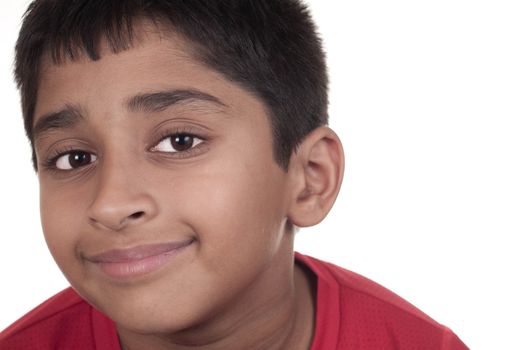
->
xmin=43 ymin=146 xmax=80 ymax=170
xmin=41 ymin=128 xmax=208 ymax=173
xmin=151 ymin=127 xmax=207 ymax=157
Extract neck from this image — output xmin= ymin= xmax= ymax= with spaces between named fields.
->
xmin=118 ymin=253 xmax=316 ymax=350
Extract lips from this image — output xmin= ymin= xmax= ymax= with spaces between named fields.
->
xmin=85 ymin=239 xmax=195 ymax=279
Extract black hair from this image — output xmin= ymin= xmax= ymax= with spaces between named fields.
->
xmin=14 ymin=0 xmax=328 ymax=170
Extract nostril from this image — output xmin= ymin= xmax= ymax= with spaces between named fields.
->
xmin=130 ymin=212 xmax=144 ymax=220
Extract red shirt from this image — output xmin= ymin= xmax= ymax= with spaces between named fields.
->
xmin=0 ymin=253 xmax=468 ymax=349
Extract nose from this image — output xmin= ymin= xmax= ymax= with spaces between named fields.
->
xmin=88 ymin=158 xmax=158 ymax=232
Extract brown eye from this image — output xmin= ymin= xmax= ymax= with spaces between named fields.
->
xmin=153 ymin=133 xmax=203 ymax=153
xmin=55 ymin=151 xmax=97 ymax=170
xmin=170 ymin=134 xmax=194 ymax=152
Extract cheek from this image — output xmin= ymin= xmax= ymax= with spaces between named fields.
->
xmin=171 ymin=157 xmax=288 ymax=269
xmin=39 ymin=183 xmax=87 ymax=278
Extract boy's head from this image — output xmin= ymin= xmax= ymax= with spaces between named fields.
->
xmin=13 ymin=0 xmax=344 ymax=344
xmin=15 ymin=0 xmax=329 ymax=171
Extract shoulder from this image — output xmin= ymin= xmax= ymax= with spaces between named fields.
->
xmin=296 ymin=253 xmax=469 ymax=350
xmin=0 ymin=287 xmax=96 ymax=349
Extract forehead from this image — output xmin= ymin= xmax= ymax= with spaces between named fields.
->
xmin=37 ymin=22 xmax=196 ymax=94
xmin=34 ymin=22 xmax=240 ymax=124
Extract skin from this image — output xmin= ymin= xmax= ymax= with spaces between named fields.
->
xmin=33 ymin=23 xmax=344 ymax=350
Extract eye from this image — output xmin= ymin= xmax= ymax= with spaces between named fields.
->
xmin=152 ymin=133 xmax=203 ymax=153
xmin=55 ymin=151 xmax=97 ymax=170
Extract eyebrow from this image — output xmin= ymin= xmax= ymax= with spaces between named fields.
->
xmin=32 ymin=89 xmax=227 ymax=141
xmin=126 ymin=89 xmax=226 ymax=113
xmin=33 ymin=104 xmax=84 ymax=142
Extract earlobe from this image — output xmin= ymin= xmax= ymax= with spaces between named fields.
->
xmin=287 ymin=126 xmax=345 ymax=228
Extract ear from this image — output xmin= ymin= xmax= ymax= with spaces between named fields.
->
xmin=287 ymin=126 xmax=345 ymax=228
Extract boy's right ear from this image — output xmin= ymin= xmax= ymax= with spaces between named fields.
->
xmin=286 ymin=126 xmax=345 ymax=228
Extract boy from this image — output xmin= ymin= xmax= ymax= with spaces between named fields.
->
xmin=1 ymin=0 xmax=468 ymax=349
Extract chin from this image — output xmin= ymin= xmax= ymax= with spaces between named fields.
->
xmin=102 ymin=290 xmax=215 ymax=336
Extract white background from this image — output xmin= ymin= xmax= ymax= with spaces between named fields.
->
xmin=1 ymin=1 xmax=526 ymax=349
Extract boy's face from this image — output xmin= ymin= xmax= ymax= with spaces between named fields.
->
xmin=33 ymin=25 xmax=296 ymax=333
